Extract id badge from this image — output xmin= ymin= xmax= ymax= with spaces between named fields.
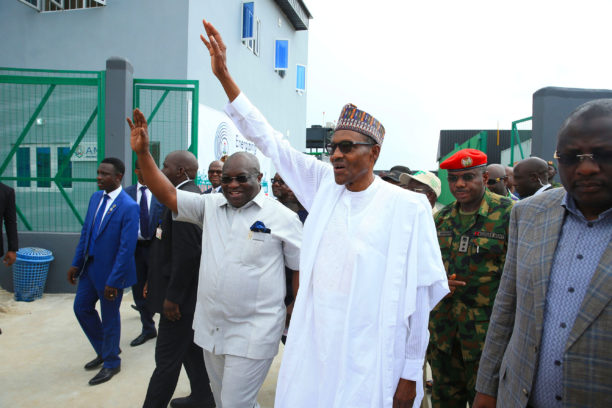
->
xmin=156 ymin=226 xmax=163 ymax=240
xmin=458 ymin=235 xmax=470 ymax=253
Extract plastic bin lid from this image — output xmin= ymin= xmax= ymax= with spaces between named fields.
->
xmin=16 ymin=247 xmax=54 ymax=261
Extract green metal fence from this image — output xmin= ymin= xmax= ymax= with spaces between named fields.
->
xmin=132 ymin=79 xmax=198 ymax=182
xmin=509 ymin=116 xmax=532 ymax=165
xmin=437 ymin=131 xmax=488 ymax=205
xmin=0 ymin=68 xmax=104 ymax=232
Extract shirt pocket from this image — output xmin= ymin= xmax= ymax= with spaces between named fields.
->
xmin=240 ymin=232 xmax=271 ymax=267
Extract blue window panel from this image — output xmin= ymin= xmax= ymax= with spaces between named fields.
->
xmin=275 ymin=40 xmax=289 ymax=70
xmin=296 ymin=65 xmax=306 ymax=91
xmin=36 ymin=147 xmax=51 ymax=188
xmin=242 ymin=2 xmax=255 ymax=39
xmin=17 ymin=147 xmax=31 ymax=187
xmin=57 ymin=147 xmax=72 ymax=188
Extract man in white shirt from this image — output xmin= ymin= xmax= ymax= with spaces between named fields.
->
xmin=199 ymin=19 xmax=449 ymax=408
xmin=512 ymin=157 xmax=551 ymax=199
xmin=127 ymin=111 xmax=302 ymax=408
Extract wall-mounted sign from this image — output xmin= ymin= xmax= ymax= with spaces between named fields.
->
xmin=72 ymin=143 xmax=98 ymax=161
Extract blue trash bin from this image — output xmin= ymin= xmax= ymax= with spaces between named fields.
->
xmin=13 ymin=247 xmax=54 ymax=302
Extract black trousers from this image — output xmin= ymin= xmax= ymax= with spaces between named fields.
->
xmin=143 ymin=313 xmax=212 ymax=408
xmin=133 ymin=242 xmax=156 ymax=335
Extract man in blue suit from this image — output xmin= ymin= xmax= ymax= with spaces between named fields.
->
xmin=68 ymin=157 xmax=139 ymax=386
xmin=125 ymin=159 xmax=164 ymax=347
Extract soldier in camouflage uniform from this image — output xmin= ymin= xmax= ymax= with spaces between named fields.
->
xmin=428 ymin=149 xmax=513 ymax=407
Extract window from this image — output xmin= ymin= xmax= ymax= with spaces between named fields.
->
xmin=16 ymin=148 xmax=31 ymax=187
xmin=242 ymin=2 xmax=255 ymax=40
xmin=15 ymin=144 xmax=72 ymax=190
xmin=57 ymin=147 xmax=72 ymax=188
xmin=296 ymin=64 xmax=306 ymax=94
xmin=17 ymin=0 xmax=106 ymax=12
xmin=242 ymin=3 xmax=260 ymax=56
xmin=36 ymin=147 xmax=51 ymax=188
xmin=275 ymin=40 xmax=289 ymax=77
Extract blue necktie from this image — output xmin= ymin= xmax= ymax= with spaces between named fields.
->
xmin=139 ymin=186 xmax=150 ymax=239
xmin=88 ymin=193 xmax=110 ymax=256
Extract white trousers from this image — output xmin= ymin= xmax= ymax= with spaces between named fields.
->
xmin=203 ymin=350 xmax=273 ymax=408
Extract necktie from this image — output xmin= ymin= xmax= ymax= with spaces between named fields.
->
xmin=88 ymin=193 xmax=110 ymax=255
xmin=140 ymin=186 xmax=150 ymax=239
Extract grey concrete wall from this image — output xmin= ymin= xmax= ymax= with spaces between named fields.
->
xmin=0 ymin=232 xmax=80 ymax=294
xmin=105 ymin=57 xmax=134 ymax=173
xmin=532 ymin=86 xmax=612 ymax=164
xmin=0 ymin=0 xmax=189 ymax=78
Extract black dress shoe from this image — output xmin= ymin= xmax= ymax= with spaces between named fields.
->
xmin=170 ymin=394 xmax=216 ymax=408
xmin=88 ymin=366 xmax=120 ymax=386
xmin=130 ymin=304 xmax=140 ymax=312
xmin=130 ymin=331 xmax=157 ymax=347
xmin=84 ymin=355 xmax=103 ymax=370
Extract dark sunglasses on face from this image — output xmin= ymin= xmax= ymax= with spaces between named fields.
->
xmin=553 ymin=150 xmax=612 ymax=166
xmin=209 ymin=170 xmax=223 ymax=175
xmin=486 ymin=176 xmax=507 ymax=186
xmin=447 ymin=173 xmax=477 ymax=183
xmin=221 ymin=174 xmax=253 ymax=184
xmin=271 ymin=178 xmax=285 ymax=185
xmin=325 ymin=140 xmax=376 ymax=155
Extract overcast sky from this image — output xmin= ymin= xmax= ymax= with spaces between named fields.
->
xmin=304 ymin=0 xmax=612 ymax=171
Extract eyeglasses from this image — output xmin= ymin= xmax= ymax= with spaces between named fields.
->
xmin=447 ymin=173 xmax=477 ymax=183
xmin=221 ymin=174 xmax=254 ymax=184
xmin=271 ymin=178 xmax=285 ymax=185
xmin=208 ymin=170 xmax=223 ymax=175
xmin=486 ymin=176 xmax=507 ymax=186
xmin=553 ymin=151 xmax=612 ymax=166
xmin=325 ymin=141 xmax=376 ymax=155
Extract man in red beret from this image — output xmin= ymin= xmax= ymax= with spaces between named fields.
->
xmin=428 ymin=148 xmax=514 ymax=407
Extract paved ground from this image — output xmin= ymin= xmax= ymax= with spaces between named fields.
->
xmin=0 ymin=289 xmax=280 ymax=408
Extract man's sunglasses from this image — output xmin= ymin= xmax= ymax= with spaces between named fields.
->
xmin=325 ymin=141 xmax=376 ymax=155
xmin=221 ymin=174 xmax=254 ymax=184
xmin=486 ymin=176 xmax=507 ymax=186
xmin=447 ymin=173 xmax=477 ymax=183
xmin=271 ymin=178 xmax=285 ymax=185
xmin=553 ymin=151 xmax=612 ymax=166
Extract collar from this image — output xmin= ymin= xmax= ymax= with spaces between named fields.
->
xmin=175 ymin=179 xmax=190 ymax=189
xmin=105 ymin=185 xmax=122 ymax=200
xmin=562 ymin=192 xmax=612 ymax=222
xmin=137 ymin=182 xmax=147 ymax=190
xmin=218 ymin=187 xmax=266 ymax=209
xmin=450 ymin=189 xmax=492 ymax=218
xmin=534 ymin=183 xmax=551 ymax=195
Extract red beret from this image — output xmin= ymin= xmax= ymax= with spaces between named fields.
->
xmin=440 ymin=148 xmax=487 ymax=171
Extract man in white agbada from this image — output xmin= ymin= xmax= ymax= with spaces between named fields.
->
xmin=201 ymin=20 xmax=449 ymax=408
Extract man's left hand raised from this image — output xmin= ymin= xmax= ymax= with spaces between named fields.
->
xmin=393 ymin=379 xmax=416 ymax=408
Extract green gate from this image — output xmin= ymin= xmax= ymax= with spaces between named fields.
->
xmin=0 ymin=68 xmax=105 ymax=232
xmin=132 ymin=79 xmax=198 ymax=182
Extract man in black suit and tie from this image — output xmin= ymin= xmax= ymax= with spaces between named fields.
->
xmin=0 ymin=181 xmax=18 ymax=267
xmin=143 ymin=150 xmax=214 ymax=408
xmin=125 ymin=159 xmax=164 ymax=347
xmin=203 ymin=160 xmax=223 ymax=194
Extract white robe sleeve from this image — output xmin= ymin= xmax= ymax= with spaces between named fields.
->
xmin=401 ymin=286 xmax=430 ymax=380
xmin=224 ymin=93 xmax=332 ymax=211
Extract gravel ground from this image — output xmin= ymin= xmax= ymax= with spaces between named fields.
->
xmin=0 ymin=288 xmax=280 ymax=408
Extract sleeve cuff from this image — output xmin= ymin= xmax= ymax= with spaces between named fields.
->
xmin=225 ymin=92 xmax=251 ymax=118
xmin=401 ymin=358 xmax=424 ymax=381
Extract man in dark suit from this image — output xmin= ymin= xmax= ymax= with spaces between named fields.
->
xmin=512 ymin=157 xmax=552 ymax=199
xmin=0 ymin=181 xmax=18 ymax=266
xmin=474 ymin=99 xmax=612 ymax=407
xmin=68 ymin=157 xmax=139 ymax=385
xmin=143 ymin=150 xmax=214 ymax=408
xmin=125 ymin=159 xmax=164 ymax=347
xmin=203 ymin=159 xmax=223 ymax=194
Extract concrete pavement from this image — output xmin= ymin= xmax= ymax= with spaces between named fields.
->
xmin=0 ymin=288 xmax=280 ymax=408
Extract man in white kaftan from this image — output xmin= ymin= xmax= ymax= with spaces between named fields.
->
xmin=200 ymin=19 xmax=449 ymax=408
